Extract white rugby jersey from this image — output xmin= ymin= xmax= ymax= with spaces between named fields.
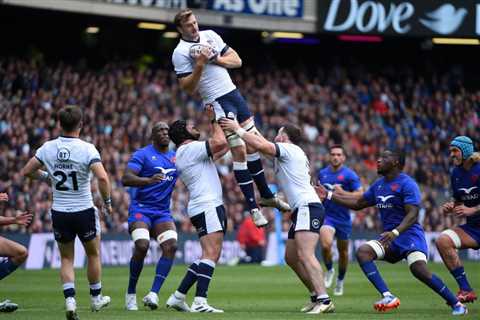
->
xmin=35 ymin=136 xmax=101 ymax=212
xmin=172 ymin=30 xmax=236 ymax=103
xmin=274 ymin=143 xmax=320 ymax=210
xmin=175 ymin=140 xmax=223 ymax=217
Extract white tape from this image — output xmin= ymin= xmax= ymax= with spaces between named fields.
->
xmin=131 ymin=228 xmax=150 ymax=242
xmin=366 ymin=240 xmax=385 ymax=260
xmin=441 ymin=229 xmax=462 ymax=249
xmin=407 ymin=251 xmax=427 ymax=266
xmin=157 ymin=230 xmax=178 ymax=244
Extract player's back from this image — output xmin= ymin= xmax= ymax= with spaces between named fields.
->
xmin=35 ymin=136 xmax=100 ymax=212
xmin=274 ymin=143 xmax=320 ymax=210
xmin=175 ymin=141 xmax=223 ymax=217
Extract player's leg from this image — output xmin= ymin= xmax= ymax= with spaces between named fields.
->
xmin=436 ymin=226 xmax=478 ymax=303
xmin=52 ymin=209 xmax=79 ymax=320
xmin=285 ymin=236 xmax=316 ymax=312
xmin=356 ymin=241 xmax=399 ymax=312
xmin=143 ymin=220 xmax=177 ymax=310
xmin=295 ymin=231 xmax=335 ymax=314
xmin=58 ymin=241 xmax=78 ymax=320
xmin=407 ymin=253 xmax=467 ymax=315
xmin=125 ymin=212 xmax=152 ymax=310
xmin=0 ymin=236 xmax=28 ymax=280
xmin=335 ymin=239 xmax=349 ymax=296
xmin=319 ymin=223 xmax=335 ymax=288
xmin=78 ymin=208 xmax=110 ymax=312
xmin=0 ymin=237 xmax=27 ymax=313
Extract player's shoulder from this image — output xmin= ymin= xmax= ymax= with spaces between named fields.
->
xmin=177 ymin=141 xmax=204 ymax=154
xmin=201 ymin=29 xmax=217 ymax=37
xmin=319 ymin=166 xmax=330 ymax=175
xmin=399 ymin=173 xmax=419 ymax=187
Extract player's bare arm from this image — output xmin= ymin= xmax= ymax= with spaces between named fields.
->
xmin=205 ymin=105 xmax=229 ymax=160
xmin=219 ymin=117 xmax=276 ymax=156
xmin=178 ymin=48 xmax=210 ymax=95
xmin=122 ymin=168 xmax=164 ymax=187
xmin=90 ymin=162 xmax=112 ymax=214
xmin=0 ymin=212 xmax=33 ymax=226
xmin=214 ymin=48 xmax=242 ymax=69
xmin=21 ymin=157 xmax=49 ymax=181
xmin=379 ymin=204 xmax=419 ymax=248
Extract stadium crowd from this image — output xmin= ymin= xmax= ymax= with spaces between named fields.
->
xmin=0 ymin=57 xmax=478 ymax=235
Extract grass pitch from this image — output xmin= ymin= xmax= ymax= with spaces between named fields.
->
xmin=2 ymin=262 xmax=478 ymax=319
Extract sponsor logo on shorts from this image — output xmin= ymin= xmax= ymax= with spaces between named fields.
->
xmin=312 ymin=219 xmax=320 ymax=229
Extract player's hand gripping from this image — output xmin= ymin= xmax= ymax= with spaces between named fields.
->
xmin=453 ymin=204 xmax=478 ymax=217
xmin=441 ymin=201 xmax=455 ymax=215
xmin=15 ymin=211 xmax=33 ymax=226
xmin=219 ymin=117 xmax=240 ymax=132
xmin=379 ymin=231 xmax=398 ymax=249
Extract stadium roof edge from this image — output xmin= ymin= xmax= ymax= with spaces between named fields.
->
xmin=1 ymin=0 xmax=317 ymax=33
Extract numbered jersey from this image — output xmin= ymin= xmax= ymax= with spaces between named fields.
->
xmin=35 ymin=136 xmax=101 ymax=212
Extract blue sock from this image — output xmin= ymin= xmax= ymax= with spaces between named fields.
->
xmin=233 ymin=162 xmax=257 ymax=210
xmin=0 ymin=259 xmax=19 ymax=280
xmin=89 ymin=282 xmax=102 ymax=297
xmin=195 ymin=259 xmax=215 ymax=298
xmin=338 ymin=268 xmax=347 ymax=281
xmin=451 ymin=266 xmax=472 ymax=291
xmin=359 ymin=261 xmax=389 ymax=295
xmin=150 ymin=257 xmax=173 ymax=293
xmin=247 ymin=153 xmax=274 ymax=199
xmin=127 ymin=258 xmax=144 ymax=294
xmin=425 ymin=274 xmax=458 ymax=306
xmin=178 ymin=261 xmax=199 ymax=294
xmin=63 ymin=282 xmax=75 ymax=299
xmin=325 ymin=262 xmax=333 ymax=271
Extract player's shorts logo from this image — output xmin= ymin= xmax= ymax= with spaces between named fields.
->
xmin=312 ymin=219 xmax=320 ymax=228
xmin=57 ymin=148 xmax=70 ymax=162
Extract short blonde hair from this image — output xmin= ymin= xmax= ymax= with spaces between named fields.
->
xmin=174 ymin=9 xmax=193 ymax=27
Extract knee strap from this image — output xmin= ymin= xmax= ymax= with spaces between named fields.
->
xmin=157 ymin=230 xmax=178 ymax=245
xmin=441 ymin=229 xmax=462 ymax=249
xmin=365 ymin=240 xmax=385 ymax=260
xmin=407 ymin=251 xmax=427 ymax=266
xmin=131 ymin=228 xmax=150 ymax=242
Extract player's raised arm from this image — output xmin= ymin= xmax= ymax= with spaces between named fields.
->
xmin=219 ymin=117 xmax=276 ymax=157
xmin=214 ymin=47 xmax=242 ymax=69
xmin=320 ymin=184 xmax=371 ymax=211
xmin=177 ymin=49 xmax=209 ymax=95
xmin=205 ymin=105 xmax=228 ymax=160
xmin=90 ymin=162 xmax=112 ymax=214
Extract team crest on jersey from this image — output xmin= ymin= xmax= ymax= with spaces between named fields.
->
xmin=390 ymin=183 xmax=400 ymax=192
xmin=337 ymin=174 xmax=345 ymax=181
xmin=471 ymin=175 xmax=478 ymax=184
xmin=57 ymin=148 xmax=70 ymax=162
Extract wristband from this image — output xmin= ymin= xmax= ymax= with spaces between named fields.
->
xmin=327 ymin=191 xmax=333 ymax=200
xmin=104 ymin=198 xmax=112 ymax=206
xmin=392 ymin=229 xmax=400 ymax=237
xmin=235 ymin=128 xmax=247 ymax=138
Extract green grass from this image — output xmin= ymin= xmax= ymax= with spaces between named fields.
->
xmin=1 ymin=262 xmax=478 ymax=319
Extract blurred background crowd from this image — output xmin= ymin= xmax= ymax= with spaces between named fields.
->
xmin=1 ymin=55 xmax=478 ymax=235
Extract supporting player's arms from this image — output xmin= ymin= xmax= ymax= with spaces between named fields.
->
xmin=178 ymin=48 xmax=210 ymax=95
xmin=320 ymin=185 xmax=370 ymax=210
xmin=21 ymin=157 xmax=49 ymax=181
xmin=91 ymin=162 xmax=112 ymax=215
xmin=0 ymin=212 xmax=33 ymax=226
xmin=209 ymin=122 xmax=229 ymax=160
xmin=213 ymin=48 xmax=242 ymax=69
xmin=122 ymin=168 xmax=164 ymax=187
xmin=218 ymin=118 xmax=276 ymax=157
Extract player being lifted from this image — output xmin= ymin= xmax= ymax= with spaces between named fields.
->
xmin=0 ymin=193 xmax=33 ymax=313
xmin=317 ymin=145 xmax=362 ymax=296
xmin=220 ymin=118 xmax=335 ymax=314
xmin=21 ymin=106 xmax=111 ymax=320
xmin=316 ymin=150 xmax=467 ymax=315
xmin=436 ymin=136 xmax=479 ymax=303
xmin=165 ymin=106 xmax=229 ymax=312
xmin=172 ymin=9 xmax=290 ymax=227
xmin=122 ymin=122 xmax=178 ymax=311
